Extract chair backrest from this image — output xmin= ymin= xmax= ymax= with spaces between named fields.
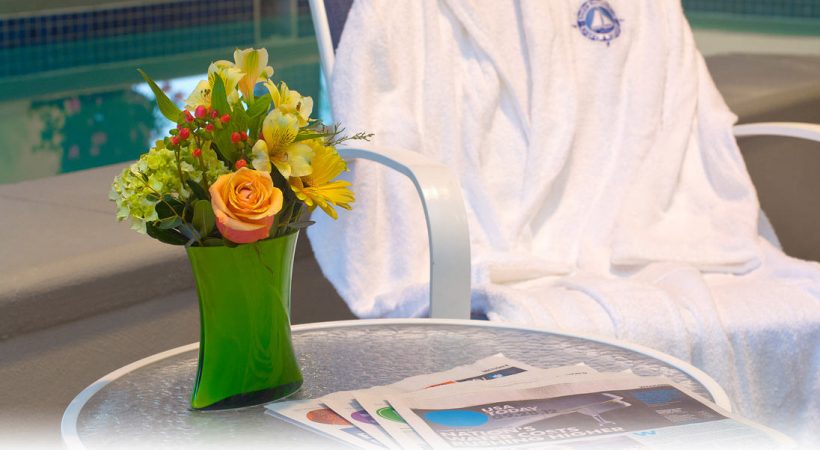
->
xmin=309 ymin=0 xmax=353 ymax=86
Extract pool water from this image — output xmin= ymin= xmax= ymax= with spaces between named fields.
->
xmin=0 ymin=86 xmax=156 ymax=181
xmin=0 ymin=66 xmax=325 ymax=184
xmin=0 ymin=64 xmax=325 ymax=184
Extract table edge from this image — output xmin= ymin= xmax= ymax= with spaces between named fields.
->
xmin=61 ymin=318 xmax=732 ymax=450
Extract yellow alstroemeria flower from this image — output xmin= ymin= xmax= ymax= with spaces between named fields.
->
xmin=208 ymin=60 xmax=243 ymax=105
xmin=233 ymin=48 xmax=274 ymax=100
xmin=184 ymin=61 xmax=243 ymax=111
xmin=250 ymin=110 xmax=314 ymax=178
xmin=184 ymin=79 xmax=212 ymax=111
xmin=290 ymin=140 xmax=353 ymax=220
xmin=265 ymin=80 xmax=313 ymax=126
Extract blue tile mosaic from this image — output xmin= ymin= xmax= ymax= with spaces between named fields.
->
xmin=0 ymin=0 xmax=313 ymax=79
xmin=682 ymin=0 xmax=820 ymax=19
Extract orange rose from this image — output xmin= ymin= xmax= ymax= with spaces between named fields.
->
xmin=209 ymin=168 xmax=283 ymax=244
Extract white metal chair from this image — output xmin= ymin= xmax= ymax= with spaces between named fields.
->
xmin=308 ymin=0 xmax=472 ymax=320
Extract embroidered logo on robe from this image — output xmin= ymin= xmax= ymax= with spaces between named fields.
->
xmin=576 ymin=0 xmax=622 ymax=44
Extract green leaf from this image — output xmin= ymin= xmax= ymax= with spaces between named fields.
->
xmin=192 ymin=200 xmax=216 ymax=238
xmin=293 ymin=132 xmax=327 ymax=143
xmin=249 ymin=114 xmax=264 ymax=143
xmin=157 ymin=216 xmax=182 ymax=230
xmin=178 ymin=223 xmax=202 ymax=247
xmin=155 ymin=197 xmax=185 ymax=220
xmin=186 ymin=179 xmax=210 ymax=201
xmin=232 ymin=104 xmax=249 ymax=133
xmin=247 ymin=94 xmax=271 ymax=118
xmin=268 ymin=166 xmax=297 ymax=203
xmin=137 ymin=69 xmax=182 ymax=122
xmin=210 ymin=75 xmax=231 ymax=117
xmin=146 ymin=222 xmax=188 ymax=245
xmin=269 ymin=207 xmax=280 ymax=238
xmin=213 ymin=130 xmax=239 ymax=163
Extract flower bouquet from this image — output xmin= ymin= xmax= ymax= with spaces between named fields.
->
xmin=110 ymin=48 xmax=369 ymax=410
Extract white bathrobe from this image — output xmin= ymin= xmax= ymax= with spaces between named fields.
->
xmin=307 ymin=0 xmax=820 ymax=443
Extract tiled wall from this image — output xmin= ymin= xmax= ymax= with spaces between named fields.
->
xmin=683 ymin=0 xmax=820 ymax=19
xmin=1 ymin=0 xmax=817 ymax=82
xmin=0 ymin=0 xmax=312 ymax=79
xmin=0 ymin=1 xmax=253 ymax=49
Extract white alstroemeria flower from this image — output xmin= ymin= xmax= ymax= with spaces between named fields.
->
xmin=183 ymin=61 xmax=244 ymax=111
xmin=184 ymin=79 xmax=212 ymax=111
xmin=207 ymin=60 xmax=243 ymax=105
xmin=234 ymin=48 xmax=274 ymax=100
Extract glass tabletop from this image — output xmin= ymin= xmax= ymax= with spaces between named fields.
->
xmin=64 ymin=319 xmax=726 ymax=450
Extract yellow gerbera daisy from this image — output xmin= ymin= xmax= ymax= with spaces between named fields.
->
xmin=290 ymin=141 xmax=354 ymax=220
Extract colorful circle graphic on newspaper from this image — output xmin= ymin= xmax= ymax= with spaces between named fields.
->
xmin=351 ymin=409 xmax=379 ymax=425
xmin=306 ymin=408 xmax=351 ymax=425
xmin=377 ymin=406 xmax=406 ymax=423
xmin=423 ymin=410 xmax=489 ymax=427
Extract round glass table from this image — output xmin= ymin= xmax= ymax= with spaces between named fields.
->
xmin=62 ymin=319 xmax=730 ymax=449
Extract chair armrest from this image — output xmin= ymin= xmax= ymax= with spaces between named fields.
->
xmin=734 ymin=122 xmax=820 ymax=143
xmin=338 ymin=146 xmax=472 ymax=319
xmin=733 ymin=122 xmax=819 ymax=249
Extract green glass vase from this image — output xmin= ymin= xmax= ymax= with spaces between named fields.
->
xmin=186 ymin=231 xmax=303 ymax=410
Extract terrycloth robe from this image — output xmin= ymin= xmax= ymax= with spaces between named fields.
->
xmin=307 ymin=0 xmax=820 ymax=444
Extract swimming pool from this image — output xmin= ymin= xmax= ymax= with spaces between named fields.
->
xmin=0 ymin=0 xmax=818 ymax=184
xmin=0 ymin=0 xmax=325 ymax=184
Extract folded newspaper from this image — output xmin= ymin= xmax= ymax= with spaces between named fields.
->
xmin=265 ymin=354 xmax=792 ymax=449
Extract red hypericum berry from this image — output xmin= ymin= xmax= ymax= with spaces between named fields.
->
xmin=176 ymin=123 xmax=184 ymax=129
xmin=183 ymin=110 xmax=194 ymax=122
xmin=178 ymin=128 xmax=190 ymax=139
xmin=234 ymin=159 xmax=247 ymax=170
xmin=239 ymin=131 xmax=248 ymax=141
xmin=194 ymin=105 xmax=207 ymax=119
xmin=221 ymin=114 xmax=231 ymax=123
xmin=192 ymin=148 xmax=202 ymax=157
xmin=231 ymin=132 xmax=241 ymax=144
xmin=210 ymin=109 xmax=219 ymax=118
xmin=170 ymin=136 xmax=180 ymax=146
xmin=205 ymin=123 xmax=215 ymax=132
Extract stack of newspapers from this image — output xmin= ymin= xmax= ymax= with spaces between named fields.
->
xmin=265 ymin=354 xmax=791 ymax=449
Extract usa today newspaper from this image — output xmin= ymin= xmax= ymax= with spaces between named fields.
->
xmin=387 ymin=373 xmax=793 ymax=449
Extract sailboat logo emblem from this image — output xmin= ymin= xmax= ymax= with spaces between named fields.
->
xmin=576 ymin=0 xmax=622 ymax=44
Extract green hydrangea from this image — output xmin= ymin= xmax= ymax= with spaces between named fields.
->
xmin=110 ymin=144 xmax=229 ymax=233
